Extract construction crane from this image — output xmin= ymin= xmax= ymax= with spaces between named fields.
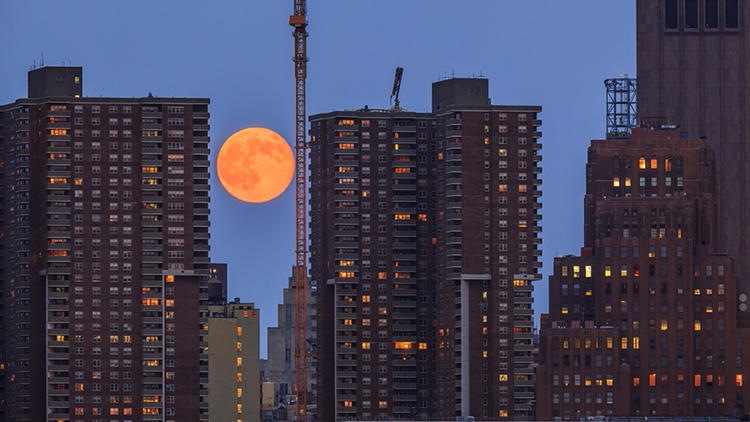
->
xmin=289 ymin=1 xmax=309 ymax=420
xmin=390 ymin=66 xmax=404 ymax=111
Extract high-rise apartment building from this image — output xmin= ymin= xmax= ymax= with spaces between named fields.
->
xmin=637 ymin=0 xmax=750 ymax=291
xmin=309 ymin=78 xmax=542 ymax=421
xmin=0 ymin=66 xmax=212 ymax=421
xmin=537 ymin=128 xmax=750 ymax=419
xmin=208 ymin=300 xmax=260 ymax=422
xmin=432 ymin=79 xmax=541 ymax=421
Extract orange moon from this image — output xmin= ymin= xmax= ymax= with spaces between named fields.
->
xmin=217 ymin=127 xmax=294 ymax=203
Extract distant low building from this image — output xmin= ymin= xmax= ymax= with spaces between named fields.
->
xmin=263 ymin=266 xmax=316 ymax=420
xmin=208 ymin=300 xmax=261 ymax=422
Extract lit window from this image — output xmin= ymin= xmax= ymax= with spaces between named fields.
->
xmin=632 ymin=337 xmax=640 ymax=349
xmin=606 ymin=337 xmax=613 ymax=349
xmin=362 ymin=342 xmax=371 ymax=350
xmin=585 ymin=265 xmax=592 ymax=278
xmin=650 ymin=158 xmax=657 ymax=169
xmin=613 ymin=177 xmax=620 ymax=187
xmin=236 ymin=357 xmax=242 ymax=367
xmin=694 ymin=375 xmax=701 ymax=387
xmin=633 ymin=377 xmax=640 ymax=387
xmin=639 ymin=157 xmax=646 ymax=169
xmin=694 ymin=321 xmax=701 ymax=331
xmin=604 ymin=266 xmax=611 ymax=277
xmin=236 ymin=388 xmax=242 ymax=398
xmin=649 ymin=373 xmax=656 ymax=387
xmin=498 ymin=374 xmax=508 ymax=382
xmin=621 ymin=337 xmax=628 ymax=349
xmin=737 ymin=374 xmax=743 ymax=387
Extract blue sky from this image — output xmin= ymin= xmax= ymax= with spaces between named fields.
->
xmin=0 ymin=1 xmax=635 ymax=358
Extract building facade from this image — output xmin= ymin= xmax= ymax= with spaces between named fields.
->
xmin=537 ymin=128 xmax=750 ymax=419
xmin=637 ymin=0 xmax=750 ymax=291
xmin=208 ymin=300 xmax=260 ymax=422
xmin=432 ymin=80 xmax=541 ymax=421
xmin=0 ymin=66 xmax=212 ymax=421
xmin=309 ymin=78 xmax=542 ymax=421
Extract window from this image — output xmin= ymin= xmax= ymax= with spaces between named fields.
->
xmin=665 ymin=0 xmax=678 ymax=28
xmin=727 ymin=0 xmax=739 ymax=28
xmin=705 ymin=0 xmax=718 ymax=28
xmin=685 ymin=0 xmax=698 ymax=28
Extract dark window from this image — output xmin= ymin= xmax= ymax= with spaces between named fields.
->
xmin=706 ymin=0 xmax=718 ymax=27
xmin=726 ymin=0 xmax=739 ymax=28
xmin=686 ymin=0 xmax=698 ymax=28
xmin=666 ymin=0 xmax=679 ymax=28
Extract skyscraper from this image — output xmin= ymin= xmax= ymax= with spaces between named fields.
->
xmin=309 ymin=77 xmax=542 ymax=421
xmin=537 ymin=127 xmax=750 ymax=419
xmin=636 ymin=0 xmax=750 ymax=290
xmin=310 ymin=107 xmax=437 ymax=421
xmin=0 ymin=66 xmax=212 ymax=421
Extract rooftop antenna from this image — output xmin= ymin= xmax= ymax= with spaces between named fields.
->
xmin=390 ymin=67 xmax=404 ymax=111
xmin=40 ymin=52 xmax=44 ymax=67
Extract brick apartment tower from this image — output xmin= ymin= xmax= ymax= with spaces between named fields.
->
xmin=0 ymin=67 xmax=212 ymax=421
xmin=637 ymin=0 xmax=750 ymax=292
xmin=309 ymin=78 xmax=542 ymax=420
xmin=537 ymin=128 xmax=750 ymax=419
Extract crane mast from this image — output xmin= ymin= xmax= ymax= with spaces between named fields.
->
xmin=289 ymin=1 xmax=308 ymax=420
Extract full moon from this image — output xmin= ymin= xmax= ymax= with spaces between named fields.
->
xmin=217 ymin=127 xmax=294 ymax=203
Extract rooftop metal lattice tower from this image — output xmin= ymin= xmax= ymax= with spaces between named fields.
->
xmin=605 ymin=77 xmax=638 ymax=139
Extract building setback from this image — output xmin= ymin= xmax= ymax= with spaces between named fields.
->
xmin=309 ymin=78 xmax=542 ymax=421
xmin=636 ymin=0 xmax=750 ymax=292
xmin=0 ymin=66 xmax=212 ymax=421
xmin=208 ymin=300 xmax=260 ymax=422
xmin=537 ymin=128 xmax=750 ymax=419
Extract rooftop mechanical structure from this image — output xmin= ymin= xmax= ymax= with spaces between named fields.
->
xmin=605 ymin=77 xmax=638 ymax=139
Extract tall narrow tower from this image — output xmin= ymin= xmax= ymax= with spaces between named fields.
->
xmin=637 ymin=0 xmax=750 ymax=291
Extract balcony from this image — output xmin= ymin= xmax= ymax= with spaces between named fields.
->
xmin=334 ymin=124 xmax=359 ymax=132
xmin=446 ymin=129 xmax=462 ymax=138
